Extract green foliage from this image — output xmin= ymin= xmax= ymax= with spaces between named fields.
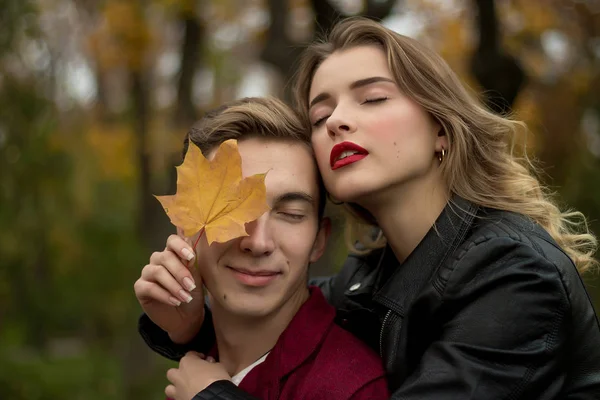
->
xmin=0 ymin=347 xmax=122 ymax=399
xmin=0 ymin=0 xmax=38 ymax=52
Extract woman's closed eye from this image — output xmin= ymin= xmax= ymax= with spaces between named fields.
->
xmin=362 ymin=96 xmax=389 ymax=104
xmin=311 ymin=97 xmax=389 ymax=127
xmin=312 ymin=115 xmax=329 ymax=127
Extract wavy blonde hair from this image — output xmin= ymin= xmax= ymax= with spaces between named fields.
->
xmin=292 ymin=17 xmax=598 ymax=273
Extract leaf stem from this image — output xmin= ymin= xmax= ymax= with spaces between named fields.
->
xmin=186 ymin=228 xmax=205 ymax=268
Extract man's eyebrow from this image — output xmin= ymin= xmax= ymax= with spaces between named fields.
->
xmin=273 ymin=192 xmax=315 ymax=206
xmin=309 ymin=76 xmax=396 ymax=109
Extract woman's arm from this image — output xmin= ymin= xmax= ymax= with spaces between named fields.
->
xmin=192 ymin=381 xmax=259 ymax=400
xmin=138 ymin=305 xmax=215 ymax=361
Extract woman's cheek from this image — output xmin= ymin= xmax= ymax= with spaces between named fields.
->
xmin=365 ymin=112 xmax=403 ymax=142
xmin=311 ymin=137 xmax=330 ymax=166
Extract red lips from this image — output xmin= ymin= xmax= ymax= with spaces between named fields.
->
xmin=329 ymin=142 xmax=369 ymax=170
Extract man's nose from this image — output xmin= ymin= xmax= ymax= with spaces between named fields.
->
xmin=238 ymin=214 xmax=275 ymax=256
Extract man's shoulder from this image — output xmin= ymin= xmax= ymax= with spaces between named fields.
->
xmin=301 ymin=287 xmax=385 ymax=380
xmin=274 ymin=287 xmax=388 ymax=398
xmin=319 ymin=321 xmax=385 ymax=376
xmin=289 ymin=321 xmax=386 ymax=398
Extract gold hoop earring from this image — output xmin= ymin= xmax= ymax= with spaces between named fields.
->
xmin=438 ymin=148 xmax=446 ymax=163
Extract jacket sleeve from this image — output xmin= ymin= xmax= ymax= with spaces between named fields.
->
xmin=390 ymin=236 xmax=572 ymax=399
xmin=192 ymin=381 xmax=259 ymax=400
xmin=138 ymin=305 xmax=216 ymax=361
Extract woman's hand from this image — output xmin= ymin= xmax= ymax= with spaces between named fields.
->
xmin=165 ymin=352 xmax=231 ymax=400
xmin=134 ymin=234 xmax=205 ymax=344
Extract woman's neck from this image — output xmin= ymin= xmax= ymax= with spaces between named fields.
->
xmin=361 ymin=172 xmax=449 ymax=263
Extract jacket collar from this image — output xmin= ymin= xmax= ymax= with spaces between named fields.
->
xmin=373 ymin=195 xmax=479 ymax=316
xmin=238 ymin=286 xmax=335 ymax=399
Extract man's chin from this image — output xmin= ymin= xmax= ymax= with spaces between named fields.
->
xmin=213 ymin=290 xmax=279 ymax=318
xmin=228 ymin=303 xmax=277 ymax=319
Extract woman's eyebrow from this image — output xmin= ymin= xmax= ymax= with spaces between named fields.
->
xmin=349 ymin=76 xmax=395 ymax=89
xmin=309 ymin=93 xmax=330 ymax=109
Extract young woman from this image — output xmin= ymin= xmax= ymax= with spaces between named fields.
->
xmin=292 ymin=17 xmax=600 ymax=399
xmin=137 ymin=17 xmax=600 ymax=399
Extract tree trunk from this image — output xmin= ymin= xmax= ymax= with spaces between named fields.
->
xmin=261 ymin=0 xmax=399 ymax=101
xmin=126 ymin=67 xmax=164 ymax=398
xmin=175 ymin=14 xmax=202 ymax=127
xmin=470 ymin=0 xmax=526 ymax=114
xmin=131 ymin=71 xmax=153 ymax=240
xmin=260 ymin=0 xmax=307 ymax=100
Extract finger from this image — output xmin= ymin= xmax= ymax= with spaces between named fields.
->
xmin=161 ymin=250 xmax=198 ymax=291
xmin=151 ymin=249 xmax=197 ymax=292
xmin=189 ymin=261 xmax=204 ymax=288
xmin=166 ymin=368 xmax=178 ymax=384
xmin=141 ymin=264 xmax=193 ymax=304
xmin=166 ymin=234 xmax=196 ymax=262
xmin=165 ymin=384 xmax=176 ymax=398
xmin=206 ymin=356 xmax=215 ymax=363
xmin=182 ymin=351 xmax=204 ymax=362
xmin=186 ymin=351 xmax=206 ymax=359
xmin=134 ymin=279 xmax=183 ymax=307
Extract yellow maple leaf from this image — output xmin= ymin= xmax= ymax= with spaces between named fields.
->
xmin=155 ymin=139 xmax=270 ymax=245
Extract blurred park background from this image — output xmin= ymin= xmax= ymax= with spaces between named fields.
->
xmin=1 ymin=0 xmax=600 ymax=398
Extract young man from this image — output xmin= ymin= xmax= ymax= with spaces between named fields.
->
xmin=134 ymin=97 xmax=388 ymax=400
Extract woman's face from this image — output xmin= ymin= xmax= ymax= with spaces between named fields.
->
xmin=308 ymin=45 xmax=446 ymax=205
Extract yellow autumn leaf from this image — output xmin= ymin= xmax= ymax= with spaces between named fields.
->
xmin=155 ymin=139 xmax=270 ymax=244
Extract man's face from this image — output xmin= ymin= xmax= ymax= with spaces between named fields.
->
xmin=196 ymin=137 xmax=329 ymax=319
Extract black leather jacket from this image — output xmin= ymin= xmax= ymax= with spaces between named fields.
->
xmin=139 ymin=197 xmax=600 ymax=399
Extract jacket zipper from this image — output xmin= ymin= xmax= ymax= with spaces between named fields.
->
xmin=379 ymin=309 xmax=392 ymax=357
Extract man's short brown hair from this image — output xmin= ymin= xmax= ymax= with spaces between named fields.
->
xmin=183 ymin=97 xmax=326 ymax=219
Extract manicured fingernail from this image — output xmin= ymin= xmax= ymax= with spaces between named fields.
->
xmin=183 ymin=277 xmax=196 ymax=291
xmin=181 ymin=248 xmax=195 ymax=261
xmin=169 ymin=296 xmax=182 ymax=306
xmin=179 ymin=290 xmax=193 ymax=303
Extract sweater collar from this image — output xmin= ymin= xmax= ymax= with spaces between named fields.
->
xmin=238 ymin=286 xmax=335 ymax=398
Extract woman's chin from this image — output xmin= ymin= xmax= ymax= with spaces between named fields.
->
xmin=328 ymin=186 xmax=372 ymax=206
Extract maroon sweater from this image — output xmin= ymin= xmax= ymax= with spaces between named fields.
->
xmin=218 ymin=287 xmax=389 ymax=399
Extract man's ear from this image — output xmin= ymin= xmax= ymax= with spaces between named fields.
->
xmin=309 ymin=217 xmax=332 ymax=263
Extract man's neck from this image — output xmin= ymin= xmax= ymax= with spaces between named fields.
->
xmin=211 ymin=288 xmax=309 ymax=377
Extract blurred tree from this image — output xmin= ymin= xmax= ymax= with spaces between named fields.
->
xmin=175 ymin=12 xmax=203 ymax=127
xmin=471 ymin=0 xmax=526 ymax=114
xmin=261 ymin=0 xmax=399 ymax=100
